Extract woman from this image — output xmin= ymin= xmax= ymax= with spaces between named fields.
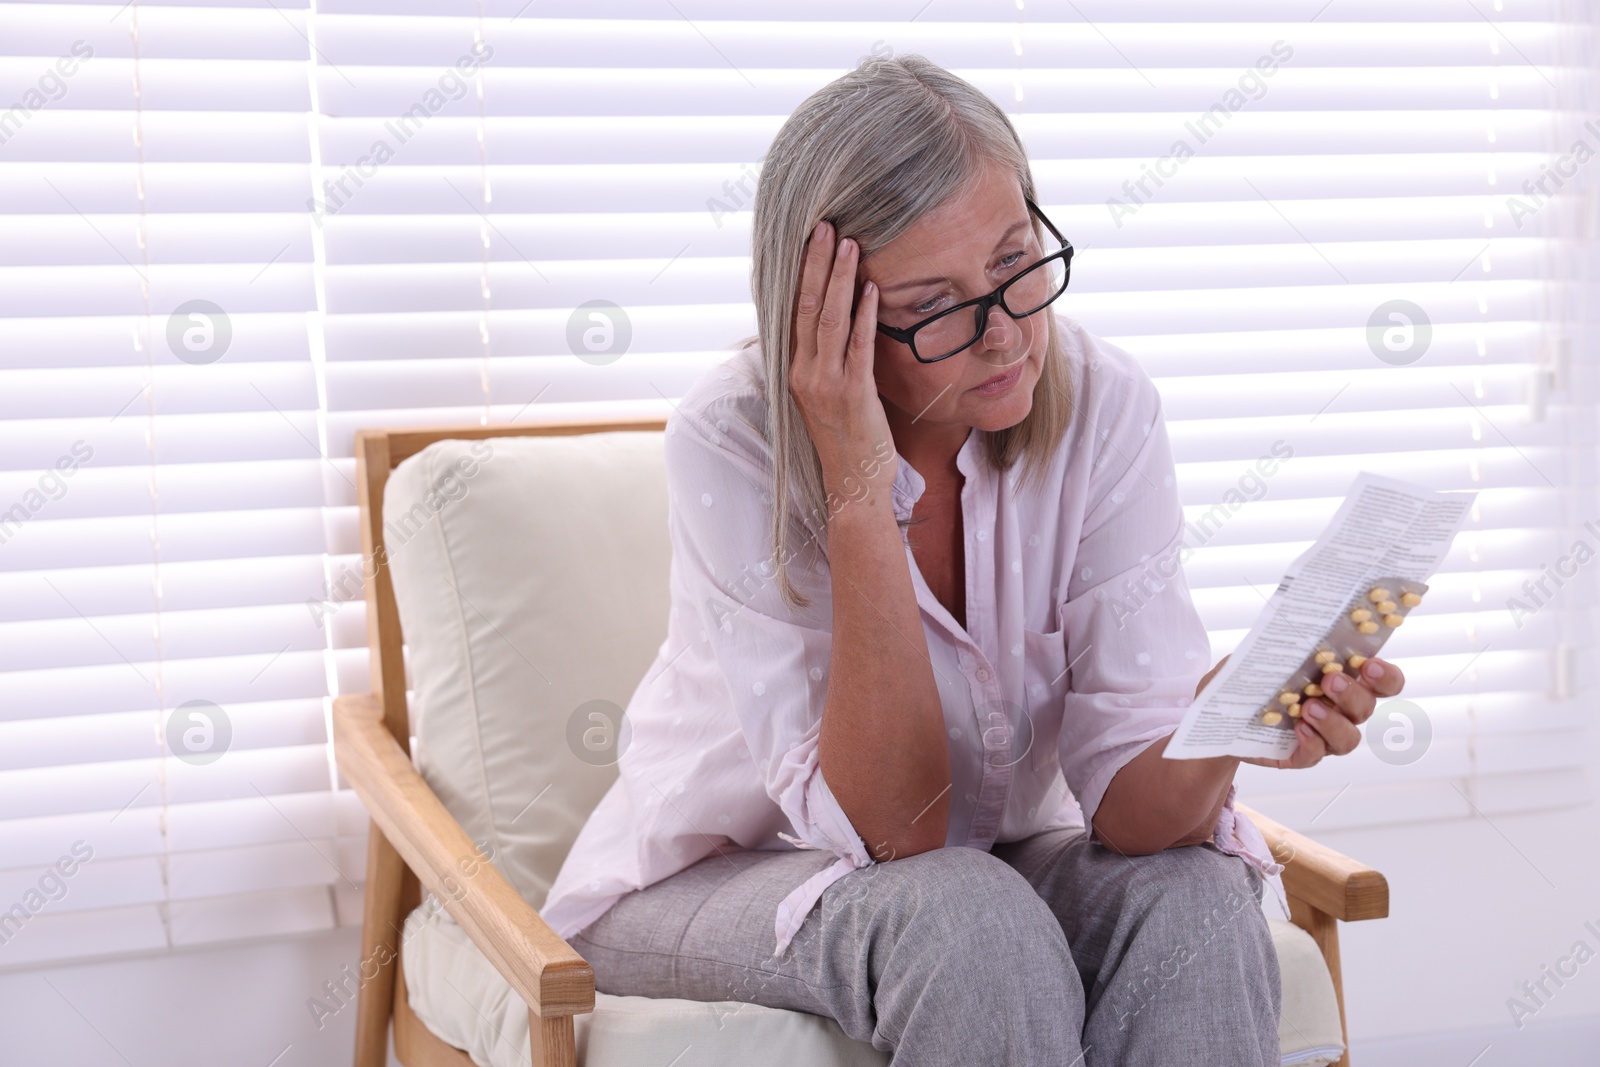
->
xmin=539 ymin=54 xmax=1405 ymax=1066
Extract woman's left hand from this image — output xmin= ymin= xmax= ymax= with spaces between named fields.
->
xmin=1196 ymin=654 xmax=1408 ymax=770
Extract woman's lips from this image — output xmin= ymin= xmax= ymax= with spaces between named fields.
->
xmin=970 ymin=359 xmax=1024 ymax=397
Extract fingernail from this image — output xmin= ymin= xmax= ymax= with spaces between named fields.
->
xmin=1365 ymin=660 xmax=1385 ymax=679
xmin=1304 ymin=701 xmax=1327 ymax=721
xmin=1324 ymin=672 xmax=1348 ymax=694
xmin=814 ymin=220 xmax=827 ymax=239
xmin=840 ymin=237 xmax=855 ymax=255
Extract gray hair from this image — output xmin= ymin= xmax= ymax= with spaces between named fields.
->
xmin=742 ymin=53 xmax=1075 ymax=609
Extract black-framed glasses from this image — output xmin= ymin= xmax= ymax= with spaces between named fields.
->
xmin=875 ymin=197 xmax=1073 ymax=364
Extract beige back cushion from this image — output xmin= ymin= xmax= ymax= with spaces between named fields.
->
xmin=382 ymin=431 xmax=671 ymax=909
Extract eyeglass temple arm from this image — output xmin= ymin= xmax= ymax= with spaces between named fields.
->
xmin=1024 ymin=196 xmax=1070 ymax=249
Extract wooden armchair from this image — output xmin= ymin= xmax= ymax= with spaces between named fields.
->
xmin=334 ymin=418 xmax=1389 ymax=1067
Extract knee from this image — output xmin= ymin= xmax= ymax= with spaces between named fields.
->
xmin=1135 ymin=846 xmax=1271 ymax=952
xmin=845 ymin=848 xmax=1087 ymax=1059
xmin=894 ymin=846 xmax=1066 ymax=954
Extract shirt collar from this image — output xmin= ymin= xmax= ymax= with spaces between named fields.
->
xmin=890 ymin=428 xmax=980 ymax=522
xmin=955 ymin=426 xmax=982 ymax=478
xmin=890 ymin=453 xmax=924 ymax=522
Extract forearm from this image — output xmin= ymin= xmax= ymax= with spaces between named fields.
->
xmin=1090 ymin=732 xmax=1237 ymax=855
xmin=818 ymin=486 xmax=951 ymax=862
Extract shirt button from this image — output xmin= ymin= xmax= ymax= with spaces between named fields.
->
xmin=976 ymin=530 xmax=987 ymax=541
xmin=988 ymin=752 xmax=1005 ymax=767
xmin=975 ymin=667 xmax=991 ymax=682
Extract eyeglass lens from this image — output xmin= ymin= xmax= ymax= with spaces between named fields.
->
xmin=914 ymin=249 xmax=1068 ymax=362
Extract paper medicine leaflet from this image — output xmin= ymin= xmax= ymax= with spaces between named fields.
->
xmin=1163 ymin=471 xmax=1476 ymax=761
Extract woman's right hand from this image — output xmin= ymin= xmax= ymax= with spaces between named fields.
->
xmin=788 ymin=219 xmax=898 ymax=500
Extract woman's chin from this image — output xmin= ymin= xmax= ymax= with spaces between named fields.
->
xmin=978 ymin=397 xmax=1033 ymax=432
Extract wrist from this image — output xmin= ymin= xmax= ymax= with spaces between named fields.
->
xmin=819 ymin=444 xmax=899 ymax=515
xmin=819 ymin=480 xmax=897 ymax=535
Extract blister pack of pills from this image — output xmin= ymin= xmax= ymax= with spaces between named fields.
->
xmin=1255 ymin=575 xmax=1427 ymax=729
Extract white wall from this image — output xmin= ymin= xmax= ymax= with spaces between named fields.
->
xmin=1289 ymin=711 xmax=1600 ymax=1064
xmin=0 ymin=926 xmax=396 ymax=1067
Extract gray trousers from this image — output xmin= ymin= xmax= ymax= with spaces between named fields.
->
xmin=568 ymin=827 xmax=1281 ymax=1066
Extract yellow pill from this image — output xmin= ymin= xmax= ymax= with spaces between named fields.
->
xmin=1368 ymin=587 xmax=1392 ymax=603
xmin=1383 ymin=613 xmax=1403 ymax=627
xmin=1321 ymin=661 xmax=1345 ymax=674
xmin=1278 ymin=691 xmax=1301 ymax=705
xmin=1350 ymin=608 xmax=1373 ymax=623
xmin=1358 ymin=621 xmax=1379 ymax=634
xmin=1314 ymin=650 xmax=1336 ymax=664
xmin=1287 ymin=703 xmax=1303 ymax=718
xmin=1348 ymin=654 xmax=1368 ymax=670
xmin=1401 ymin=591 xmax=1422 ymax=607
xmin=1304 ymin=683 xmax=1323 ymax=697
xmin=1377 ymin=600 xmax=1397 ymax=614
xmin=1262 ymin=710 xmax=1283 ymax=726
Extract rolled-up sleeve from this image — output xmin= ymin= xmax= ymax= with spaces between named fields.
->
xmin=662 ymin=400 xmax=875 ymax=875
xmin=1055 ymin=378 xmax=1213 ymax=843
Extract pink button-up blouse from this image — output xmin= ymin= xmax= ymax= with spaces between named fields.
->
xmin=539 ymin=315 xmax=1287 ymax=957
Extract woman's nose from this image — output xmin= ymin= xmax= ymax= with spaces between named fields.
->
xmin=982 ymin=303 xmax=1017 ymax=353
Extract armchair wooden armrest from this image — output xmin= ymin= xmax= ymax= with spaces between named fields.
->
xmin=1237 ymin=801 xmax=1388 ymax=923
xmin=1236 ymin=801 xmax=1388 ymax=1067
xmin=334 ymin=692 xmax=594 ymax=1067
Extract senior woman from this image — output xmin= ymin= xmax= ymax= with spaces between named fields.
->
xmin=539 ymin=54 xmax=1405 ymax=1066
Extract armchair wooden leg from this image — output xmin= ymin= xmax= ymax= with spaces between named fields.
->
xmin=355 ymin=820 xmax=409 ymax=1067
xmin=530 ymin=1010 xmax=576 ymax=1067
xmin=1289 ymin=896 xmax=1349 ymax=1067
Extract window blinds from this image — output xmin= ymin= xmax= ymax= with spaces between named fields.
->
xmin=0 ymin=0 xmax=1587 ymax=970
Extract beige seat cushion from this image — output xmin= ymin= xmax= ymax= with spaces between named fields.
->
xmin=383 ymin=432 xmax=1346 ymax=1067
